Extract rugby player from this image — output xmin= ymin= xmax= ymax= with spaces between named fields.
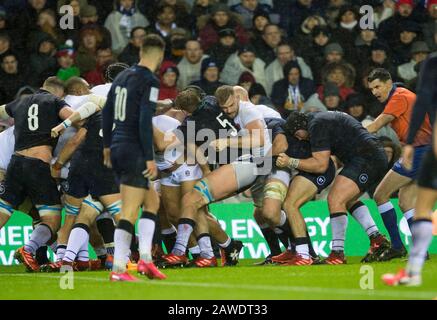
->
xmin=284 ymin=111 xmax=390 ymax=264
xmin=161 ymin=85 xmax=273 ymax=266
xmin=366 ymin=68 xmax=432 ymax=261
xmin=383 ymin=52 xmax=437 ymax=286
xmin=102 ymin=34 xmax=166 ymax=281
xmin=0 ymin=77 xmax=74 ymax=271
xmin=157 ymin=87 xmax=244 ymax=267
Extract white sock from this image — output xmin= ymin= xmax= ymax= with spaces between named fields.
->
xmin=404 ymin=209 xmax=415 ymax=221
xmin=197 ymin=234 xmax=214 ymax=259
xmin=407 ymin=220 xmax=433 ymax=276
xmin=113 ymin=228 xmax=132 ymax=273
xmin=138 ymin=214 xmax=156 ymax=262
xmin=56 ymin=244 xmax=67 ymax=261
xmin=218 ymin=237 xmax=231 ymax=248
xmin=189 ymin=245 xmax=201 ymax=255
xmin=24 ymin=224 xmax=52 ymax=255
xmin=172 ymin=219 xmax=195 ymax=256
xmin=76 ymin=240 xmax=89 ymax=262
xmin=295 ymin=244 xmax=310 ymax=259
xmin=63 ymin=226 xmax=89 ymax=263
xmin=351 ymin=203 xmax=379 ymax=237
xmin=330 ymin=214 xmax=348 ymax=252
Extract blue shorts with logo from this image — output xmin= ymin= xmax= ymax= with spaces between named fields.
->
xmin=392 ymin=145 xmax=430 ymax=179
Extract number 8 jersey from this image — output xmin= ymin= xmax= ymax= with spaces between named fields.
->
xmin=5 ymin=89 xmax=68 ymax=151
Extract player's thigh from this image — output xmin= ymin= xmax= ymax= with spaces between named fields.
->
xmin=202 ymin=164 xmax=239 ymax=200
xmin=398 ymin=182 xmax=418 ymax=212
xmin=327 ymin=175 xmax=362 ymax=212
xmin=414 ymin=187 xmax=437 ymax=219
xmin=284 ymin=175 xmax=318 ymax=211
xmin=161 ymin=184 xmax=181 ymax=223
xmin=373 ymin=169 xmax=412 ymax=204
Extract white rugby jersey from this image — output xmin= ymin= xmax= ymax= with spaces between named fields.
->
xmin=234 ymin=101 xmax=272 ymax=159
xmin=152 ymin=114 xmax=183 ymax=171
xmin=0 ymin=126 xmax=15 ymax=171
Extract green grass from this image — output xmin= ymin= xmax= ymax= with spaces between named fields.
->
xmin=0 ymin=257 xmax=436 ymax=300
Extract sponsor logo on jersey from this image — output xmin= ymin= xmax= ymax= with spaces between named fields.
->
xmin=316 ymin=176 xmax=326 ymax=186
xmin=359 ymin=174 xmax=368 ymax=184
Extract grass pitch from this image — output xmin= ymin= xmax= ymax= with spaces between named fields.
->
xmin=0 ymin=257 xmax=436 ymax=300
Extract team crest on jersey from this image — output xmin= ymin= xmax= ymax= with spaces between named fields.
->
xmin=359 ymin=174 xmax=368 ymax=184
xmin=316 ymin=176 xmax=326 ymax=186
xmin=0 ymin=182 xmax=5 ymax=195
xmin=185 ymin=170 xmax=191 ymax=177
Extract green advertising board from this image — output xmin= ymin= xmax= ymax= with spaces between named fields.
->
xmin=1 ymin=199 xmax=436 ymax=265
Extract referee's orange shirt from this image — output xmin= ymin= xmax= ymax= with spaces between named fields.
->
xmin=383 ymin=87 xmax=432 ymax=146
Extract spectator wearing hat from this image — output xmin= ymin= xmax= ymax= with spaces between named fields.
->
xmin=249 ymin=9 xmax=271 ymax=42
xmin=318 ymin=42 xmax=357 ymax=87
xmin=300 ymin=93 xmax=326 ymax=113
xmin=190 ymin=57 xmax=225 ymax=95
xmin=118 ymin=26 xmax=146 ymax=66
xmin=265 ymin=41 xmax=312 ymax=96
xmin=378 ymin=0 xmax=426 ymax=47
xmin=104 ymin=0 xmax=149 ymax=55
xmin=75 ymin=26 xmax=103 ymax=74
xmin=423 ymin=0 xmax=437 ymax=52
xmin=230 ymin=0 xmax=273 ymax=30
xmin=307 ymin=26 xmax=332 ymax=84
xmin=29 ymin=35 xmax=57 ymax=87
xmin=253 ymin=23 xmax=284 ymax=65
xmin=237 ymin=71 xmax=256 ymax=92
xmin=362 ymin=39 xmax=397 ymax=81
xmin=318 ymin=62 xmax=355 ymax=101
xmin=167 ymin=28 xmax=189 ymax=63
xmin=397 ymin=41 xmax=431 ymax=82
xmin=197 ymin=3 xmax=248 ymax=52
xmin=83 ymin=46 xmax=114 ymax=86
xmin=207 ymin=28 xmax=239 ymax=70
xmin=275 ymin=0 xmax=323 ymax=37
xmin=293 ymin=14 xmax=327 ymax=55
xmin=270 ymin=60 xmax=315 ymax=118
xmin=158 ymin=61 xmax=179 ymax=100
xmin=28 ymin=8 xmax=66 ymax=55
xmin=80 ymin=5 xmax=112 ymax=49
xmin=191 ymin=0 xmax=218 ymax=20
xmin=392 ymin=20 xmax=421 ymax=66
xmin=177 ymin=39 xmax=209 ymax=90
xmin=248 ymin=82 xmax=274 ymax=107
xmin=220 ymin=43 xmax=267 ymax=89
xmin=354 ymin=24 xmax=378 ymax=64
xmin=331 ymin=5 xmax=361 ymax=59
xmin=0 ymin=52 xmax=26 ymax=103
xmin=320 ymin=81 xmax=343 ymax=111
xmin=56 ymin=41 xmax=80 ymax=81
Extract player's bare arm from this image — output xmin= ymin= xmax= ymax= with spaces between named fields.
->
xmin=276 ymin=150 xmax=331 ymax=174
xmin=365 ymin=113 xmax=395 ymax=134
xmin=211 ymin=119 xmax=265 ymax=152
xmin=51 ymin=128 xmax=87 ymax=178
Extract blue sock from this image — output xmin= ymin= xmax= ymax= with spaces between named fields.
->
xmin=404 ymin=208 xmax=415 ymax=231
xmin=378 ymin=202 xmax=403 ymax=250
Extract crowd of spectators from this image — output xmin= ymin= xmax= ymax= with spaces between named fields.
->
xmin=0 ymin=0 xmax=436 ymax=140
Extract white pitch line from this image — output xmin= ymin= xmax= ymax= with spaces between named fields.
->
xmin=0 ymin=273 xmax=435 ymax=299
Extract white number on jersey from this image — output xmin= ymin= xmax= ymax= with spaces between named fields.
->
xmin=114 ymin=86 xmax=127 ymax=122
xmin=216 ymin=112 xmax=238 ymax=137
xmin=28 ymin=104 xmax=39 ymax=131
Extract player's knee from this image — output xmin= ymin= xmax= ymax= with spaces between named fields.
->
xmin=327 ymin=193 xmax=346 ymax=212
xmin=191 ymin=179 xmax=213 ymax=206
xmin=398 ymin=198 xmax=413 ymax=213
xmin=106 ymin=200 xmax=121 ymax=217
xmin=373 ymin=189 xmax=390 ymax=205
xmin=64 ymin=202 xmax=80 ymax=217
xmin=0 ymin=199 xmax=14 ymax=218
xmin=261 ymin=206 xmax=280 ymax=226
xmin=263 ymin=181 xmax=287 ymax=203
xmin=37 ymin=204 xmax=62 ymax=218
xmin=82 ymin=197 xmax=104 ymax=218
